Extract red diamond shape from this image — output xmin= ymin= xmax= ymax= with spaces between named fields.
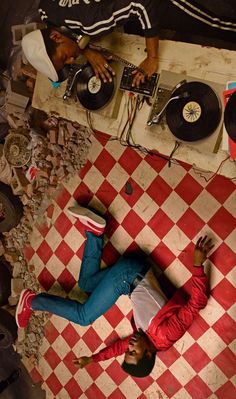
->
xmin=133 ymin=374 xmax=154 ymax=391
xmin=104 ymin=330 xmax=120 ymax=347
xmin=178 ymin=241 xmax=195 ymax=272
xmin=156 ymin=369 xmax=182 ymax=398
xmin=35 ymin=221 xmax=50 ymax=238
xmin=148 ymin=209 xmax=174 ymax=239
xmin=150 ymin=242 xmax=175 ymax=271
xmin=211 ymin=278 xmax=235 ymax=310
xmin=213 ymin=347 xmax=235 ymax=378
xmin=55 ymin=241 xmax=74 ymax=265
xmin=54 ymin=186 xmax=71 ymax=209
xmin=95 ymin=130 xmax=110 ymax=145
xmin=63 ymin=350 xmax=80 ymax=375
xmin=177 ymin=208 xmax=205 ymax=240
xmin=123 ymin=241 xmax=146 ymax=258
xmin=215 ymin=381 xmax=236 ymax=399
xmin=119 ymin=178 xmax=144 ymax=207
xmin=210 ymin=242 xmax=236 ymax=275
xmin=208 ymin=207 xmax=235 ymax=240
xmin=206 ymin=174 xmax=235 ymax=204
xmin=95 ymin=180 xmax=118 ymax=208
xmin=44 ymin=347 xmax=61 ymax=370
xmin=175 ymin=174 xmax=203 ymax=205
xmin=44 ymin=320 xmax=60 ymax=344
xmin=38 ymin=267 xmax=56 ymax=291
xmin=57 ymin=269 xmax=77 ymax=293
xmin=73 ymin=181 xmax=93 ymax=205
xmin=118 ymin=147 xmax=143 ymax=175
xmin=104 ymin=212 xmax=120 ymax=238
xmin=108 ymin=388 xmax=127 ymax=399
xmin=36 ymin=240 xmax=53 ymax=264
xmin=146 ymin=175 xmax=172 ymax=206
xmin=185 ymin=375 xmax=212 ymax=399
xmin=145 ymin=152 xmax=167 ymax=172
xmin=102 ymin=241 xmax=121 ymax=266
xmin=85 ymin=383 xmax=106 ymax=399
xmin=30 ymin=367 xmax=42 ymax=383
xmin=61 ymin=323 xmax=80 ymax=347
xmin=157 ymin=346 xmax=181 ymax=367
xmin=186 ymin=315 xmax=209 ymax=340
xmin=183 ymin=343 xmax=210 ymax=372
xmin=103 ymin=304 xmax=125 ymax=328
xmin=64 ymin=377 xmax=83 ymax=399
xmin=121 ymin=210 xmax=145 ymax=239
xmin=79 ymin=159 xmax=93 ymax=179
xmin=105 ymin=360 xmax=128 ymax=385
xmin=23 ymin=244 xmax=35 ymax=262
xmin=82 ymin=326 xmax=103 ymax=352
xmin=54 ymin=213 xmax=73 ymax=238
xmin=94 ymin=148 xmax=116 ymax=177
xmin=86 ymin=361 xmax=104 ymax=381
xmin=212 ymin=313 xmax=235 ymax=344
xmin=46 ymin=372 xmax=63 ymax=396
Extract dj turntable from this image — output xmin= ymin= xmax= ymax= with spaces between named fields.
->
xmin=147 ymin=70 xmax=225 ymax=153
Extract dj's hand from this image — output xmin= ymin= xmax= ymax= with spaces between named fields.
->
xmin=132 ymin=56 xmax=158 ymax=87
xmin=82 ymin=48 xmax=115 ymax=83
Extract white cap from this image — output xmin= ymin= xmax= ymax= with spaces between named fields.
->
xmin=22 ymin=30 xmax=58 ymax=82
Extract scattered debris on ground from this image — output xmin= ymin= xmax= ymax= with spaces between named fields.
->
xmin=0 ymin=50 xmax=92 ymax=363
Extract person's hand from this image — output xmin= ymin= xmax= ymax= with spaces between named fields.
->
xmin=73 ymin=356 xmax=92 ymax=369
xmin=82 ymin=48 xmax=115 ymax=83
xmin=194 ymin=236 xmax=214 ymax=266
xmin=132 ymin=56 xmax=158 ymax=87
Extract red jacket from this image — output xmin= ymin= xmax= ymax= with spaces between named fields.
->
xmin=92 ymin=266 xmax=208 ymax=362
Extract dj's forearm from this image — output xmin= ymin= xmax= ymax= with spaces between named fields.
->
xmin=145 ymin=36 xmax=159 ymax=60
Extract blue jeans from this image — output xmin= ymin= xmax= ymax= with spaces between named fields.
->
xmin=32 ymin=232 xmax=148 ymax=326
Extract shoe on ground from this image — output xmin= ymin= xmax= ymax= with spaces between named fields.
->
xmin=15 ymin=289 xmax=36 ymax=328
xmin=67 ymin=206 xmax=106 ymax=234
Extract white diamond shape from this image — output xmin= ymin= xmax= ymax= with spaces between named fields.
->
xmin=135 ymin=225 xmax=161 ymax=254
xmin=88 ymin=135 xmax=103 ymax=163
xmin=162 ymin=225 xmax=190 ymax=256
xmin=200 ymin=296 xmax=225 ymax=326
xmin=92 ymin=315 xmax=114 ymax=341
xmin=199 ymin=362 xmax=227 ymax=392
xmin=63 ymin=226 xmax=84 ymax=252
xmin=105 ymin=139 xmax=127 ymax=160
xmin=162 ymin=191 xmax=189 ymax=223
xmin=133 ymin=192 xmax=159 ymax=223
xmin=224 ymin=228 xmax=236 ymax=253
xmin=96 ymin=372 xmax=116 ymax=397
xmin=165 ymin=259 xmax=191 ymax=288
xmin=197 ymin=329 xmax=226 ymax=359
xmin=159 ymin=163 xmax=187 ymax=189
xmin=83 ymin=165 xmax=105 ymax=192
xmin=110 ymin=225 xmax=133 ymax=253
xmin=63 ymin=174 xmax=82 ymax=195
xmin=119 ymin=376 xmax=142 ymax=398
xmin=108 ymin=194 xmax=131 ymax=223
xmin=74 ymin=368 xmax=93 ymax=391
xmin=51 ymin=335 xmax=71 ymax=359
xmin=44 ymin=254 xmax=65 ymax=279
xmin=191 ymin=191 xmax=221 ymax=222
xmin=169 ymin=357 xmax=195 ymax=385
xmin=54 ymin=361 xmax=72 ymax=386
xmin=106 ymin=163 xmax=129 ymax=192
xmin=174 ymin=332 xmax=195 ymax=354
xmin=223 ymin=191 xmax=236 ymax=217
xmin=131 ymin=160 xmax=157 ymax=190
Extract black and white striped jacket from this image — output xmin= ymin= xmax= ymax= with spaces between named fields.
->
xmin=39 ymin=0 xmax=165 ymax=38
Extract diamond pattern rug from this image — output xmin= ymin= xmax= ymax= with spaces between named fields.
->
xmin=24 ymin=132 xmax=236 ymax=399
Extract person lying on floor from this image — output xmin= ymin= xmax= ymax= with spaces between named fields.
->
xmin=15 ymin=205 xmax=213 ymax=378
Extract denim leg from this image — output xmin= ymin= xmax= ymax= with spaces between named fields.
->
xmin=32 ymin=257 xmax=148 ymax=326
xmin=78 ymin=231 xmax=110 ymax=292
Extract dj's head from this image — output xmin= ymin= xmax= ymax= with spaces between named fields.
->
xmin=22 ymin=26 xmax=88 ymax=82
xmin=122 ymin=330 xmax=157 ymax=378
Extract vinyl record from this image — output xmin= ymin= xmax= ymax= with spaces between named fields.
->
xmin=166 ymin=82 xmax=221 ymax=141
xmin=76 ymin=64 xmax=114 ymax=110
xmin=224 ymin=90 xmax=236 ymax=143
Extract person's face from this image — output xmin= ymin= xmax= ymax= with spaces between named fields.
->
xmin=124 ymin=330 xmax=151 ymax=365
xmin=50 ymin=30 xmax=80 ymax=72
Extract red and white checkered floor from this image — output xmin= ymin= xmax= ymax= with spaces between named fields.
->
xmin=24 ymin=133 xmax=236 ymax=399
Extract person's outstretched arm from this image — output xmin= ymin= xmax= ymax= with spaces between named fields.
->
xmin=73 ymin=334 xmax=132 ymax=368
xmin=152 ymin=236 xmax=214 ymax=350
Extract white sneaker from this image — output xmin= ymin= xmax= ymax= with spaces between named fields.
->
xmin=67 ymin=206 xmax=106 ymax=233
